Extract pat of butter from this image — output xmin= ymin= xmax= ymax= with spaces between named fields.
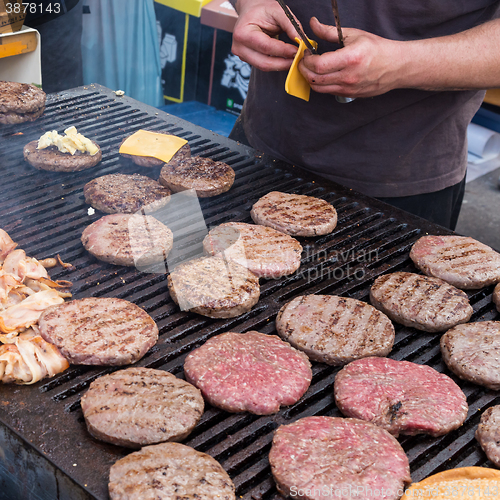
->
xmin=285 ymin=37 xmax=318 ymax=102
xmin=37 ymin=126 xmax=99 ymax=156
xmin=119 ymin=130 xmax=188 ymax=163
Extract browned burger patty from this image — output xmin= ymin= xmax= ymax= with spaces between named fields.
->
xmin=410 ymin=235 xmax=500 ymax=289
xmin=84 ymin=173 xmax=171 ymax=214
xmin=24 ymin=141 xmax=102 ymax=172
xmin=0 ymin=81 xmax=46 ymax=125
xmin=202 ymin=222 xmax=303 ymax=278
xmin=81 ymin=214 xmax=173 ymax=267
xmin=108 ymin=442 xmax=235 ymax=500
xmin=167 ymin=256 xmax=260 ymax=318
xmin=38 ymin=297 xmax=159 ymax=366
xmin=250 ymin=191 xmax=337 ymax=236
xmin=275 ymin=295 xmax=395 ymax=365
xmin=441 ymin=321 xmax=500 ymax=390
xmin=80 ymin=367 xmax=204 ymax=448
xmin=370 ymin=272 xmax=473 ymax=332
xmin=475 ymin=405 xmax=500 ymax=467
xmin=120 ymin=136 xmax=191 ymax=168
xmin=159 ymin=156 xmax=235 ymax=197
xmin=493 ymin=283 xmax=500 ymax=312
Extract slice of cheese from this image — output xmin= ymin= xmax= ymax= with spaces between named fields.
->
xmin=119 ymin=130 xmax=188 ymax=163
xmin=285 ymin=37 xmax=318 ymax=102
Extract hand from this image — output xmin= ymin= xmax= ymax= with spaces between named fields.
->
xmin=231 ymin=0 xmax=302 ymax=72
xmin=300 ymin=17 xmax=406 ymax=98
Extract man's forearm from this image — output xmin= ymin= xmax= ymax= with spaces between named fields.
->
xmin=394 ymin=19 xmax=500 ymax=91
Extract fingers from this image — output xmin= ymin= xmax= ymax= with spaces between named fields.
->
xmin=310 ymin=16 xmax=340 ymax=44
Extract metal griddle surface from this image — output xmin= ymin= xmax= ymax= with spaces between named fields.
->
xmin=0 ymin=84 xmax=499 ymax=500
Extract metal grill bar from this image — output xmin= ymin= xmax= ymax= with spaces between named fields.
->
xmin=0 ymin=85 xmax=498 ymax=500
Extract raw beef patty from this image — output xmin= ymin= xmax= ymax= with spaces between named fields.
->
xmin=84 ymin=173 xmax=171 ymax=214
xmin=167 ymin=256 xmax=260 ymax=318
xmin=250 ymin=191 xmax=337 ymax=236
xmin=275 ymin=295 xmax=395 ymax=365
xmin=81 ymin=367 xmax=204 ymax=448
xmin=269 ymin=416 xmax=411 ymax=500
xmin=441 ymin=321 xmax=500 ymax=390
xmin=108 ymin=442 xmax=235 ymax=500
xmin=81 ymin=214 xmax=173 ymax=267
xmin=203 ymin=222 xmax=302 ymax=278
xmin=38 ymin=297 xmax=158 ymax=365
xmin=184 ymin=331 xmax=312 ymax=414
xmin=334 ymin=357 xmax=468 ymax=437
xmin=370 ymin=272 xmax=473 ymax=332
xmin=410 ymin=235 xmax=500 ymax=289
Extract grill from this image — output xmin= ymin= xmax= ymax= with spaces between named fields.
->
xmin=1 ymin=84 xmax=499 ymax=500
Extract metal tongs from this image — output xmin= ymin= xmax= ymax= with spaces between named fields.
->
xmin=275 ymin=0 xmax=354 ymax=103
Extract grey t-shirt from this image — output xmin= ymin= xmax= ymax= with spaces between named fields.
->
xmin=241 ymin=0 xmax=500 ymax=197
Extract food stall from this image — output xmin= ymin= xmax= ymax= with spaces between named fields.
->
xmin=0 ymin=83 xmax=499 ymax=499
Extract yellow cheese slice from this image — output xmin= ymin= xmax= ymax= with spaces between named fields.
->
xmin=285 ymin=37 xmax=318 ymax=102
xmin=119 ymin=130 xmax=188 ymax=163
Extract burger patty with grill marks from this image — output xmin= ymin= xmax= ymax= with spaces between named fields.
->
xmin=108 ymin=442 xmax=235 ymax=500
xmin=410 ymin=235 xmax=500 ymax=289
xmin=476 ymin=405 xmax=500 ymax=467
xmin=84 ymin=173 xmax=171 ymax=214
xmin=81 ymin=213 xmax=173 ymax=267
xmin=0 ymin=81 xmax=46 ymax=125
xmin=275 ymin=295 xmax=395 ymax=365
xmin=202 ymin=222 xmax=302 ymax=279
xmin=441 ymin=321 xmax=500 ymax=390
xmin=493 ymin=283 xmax=500 ymax=312
xmin=81 ymin=367 xmax=204 ymax=448
xmin=37 ymin=297 xmax=159 ymax=366
xmin=370 ymin=272 xmax=473 ymax=332
xmin=159 ymin=156 xmax=235 ymax=197
xmin=250 ymin=191 xmax=337 ymax=236
xmin=167 ymin=256 xmax=260 ymax=318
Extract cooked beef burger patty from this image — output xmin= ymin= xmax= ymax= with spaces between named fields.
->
xmin=81 ymin=367 xmax=204 ymax=448
xmin=250 ymin=191 xmax=337 ymax=237
xmin=108 ymin=442 xmax=235 ymax=500
xmin=493 ymin=283 xmax=500 ymax=312
xmin=334 ymin=357 xmax=468 ymax=437
xmin=159 ymin=155 xmax=235 ymax=197
xmin=476 ymin=405 xmax=500 ymax=467
xmin=81 ymin=214 xmax=173 ymax=267
xmin=84 ymin=173 xmax=171 ymax=214
xmin=441 ymin=321 xmax=500 ymax=390
xmin=275 ymin=295 xmax=394 ymax=365
xmin=167 ymin=256 xmax=259 ymax=318
xmin=120 ymin=136 xmax=191 ymax=168
xmin=0 ymin=81 xmax=46 ymax=125
xmin=370 ymin=272 xmax=473 ymax=332
xmin=202 ymin=222 xmax=302 ymax=278
xmin=24 ymin=140 xmax=102 ymax=172
xmin=184 ymin=331 xmax=312 ymax=414
xmin=410 ymin=235 xmax=500 ymax=289
xmin=269 ymin=416 xmax=411 ymax=500
xmin=38 ymin=297 xmax=158 ymax=365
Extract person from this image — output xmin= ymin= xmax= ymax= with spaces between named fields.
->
xmin=24 ymin=0 xmax=83 ymax=93
xmin=227 ymin=0 xmax=500 ymax=229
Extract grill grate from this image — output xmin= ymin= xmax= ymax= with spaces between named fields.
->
xmin=1 ymin=85 xmax=498 ymax=500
